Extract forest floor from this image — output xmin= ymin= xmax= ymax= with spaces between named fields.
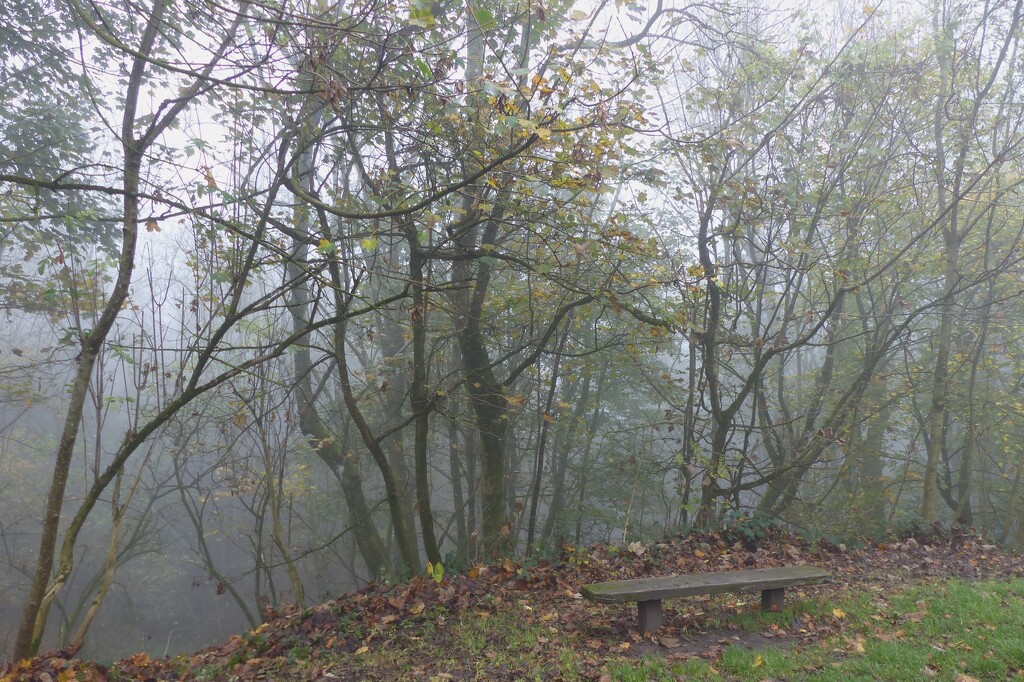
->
xmin=6 ymin=523 xmax=1024 ymax=681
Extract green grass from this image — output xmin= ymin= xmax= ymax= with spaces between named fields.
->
xmin=604 ymin=655 xmax=714 ymax=680
xmin=600 ymin=578 xmax=1024 ymax=681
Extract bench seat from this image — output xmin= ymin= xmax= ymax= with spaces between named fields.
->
xmin=582 ymin=565 xmax=830 ymax=632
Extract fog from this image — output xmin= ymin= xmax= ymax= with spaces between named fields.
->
xmin=4 ymin=0 xmax=1024 ymax=664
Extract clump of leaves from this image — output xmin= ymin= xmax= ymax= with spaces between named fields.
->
xmin=722 ymin=513 xmax=776 ymax=549
xmin=227 ymin=631 xmax=270 ymax=666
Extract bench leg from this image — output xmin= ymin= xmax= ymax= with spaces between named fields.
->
xmin=637 ymin=599 xmax=662 ymax=632
xmin=761 ymin=587 xmax=785 ymax=611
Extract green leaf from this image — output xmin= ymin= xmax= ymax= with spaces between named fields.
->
xmin=360 ymin=237 xmax=379 ymax=251
xmin=415 ymin=58 xmax=433 ymax=80
xmin=408 ymin=1 xmax=434 ymax=27
xmin=474 ymin=7 xmax=497 ymax=31
xmin=317 ymin=239 xmax=338 ymax=255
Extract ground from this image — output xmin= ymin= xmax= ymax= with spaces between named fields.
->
xmin=5 ymin=523 xmax=1024 ymax=681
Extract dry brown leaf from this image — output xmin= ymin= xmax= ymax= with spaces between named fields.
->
xmin=845 ymin=635 xmax=866 ymax=653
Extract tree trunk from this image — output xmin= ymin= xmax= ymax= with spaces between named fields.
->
xmin=694 ymin=192 xmax=726 ymax=528
xmin=541 ymin=366 xmax=594 ymax=542
xmin=331 ymin=277 xmax=423 ymax=573
xmin=12 ymin=2 xmax=165 ymax=647
xmin=525 ymin=320 xmax=571 ymax=556
xmin=286 ymin=109 xmax=391 ymax=578
xmin=407 ymin=225 xmax=442 ymax=566
xmin=65 ymin=473 xmax=125 ymax=655
xmin=922 ymin=247 xmax=958 ymax=522
xmin=447 ymin=415 xmax=469 ymax=563
xmin=954 ymin=242 xmax=995 ymax=524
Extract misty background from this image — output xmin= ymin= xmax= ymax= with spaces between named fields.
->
xmin=4 ymin=0 xmax=1024 ymax=664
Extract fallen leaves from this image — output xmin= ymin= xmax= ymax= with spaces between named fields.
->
xmin=0 ymin=656 xmax=107 ymax=682
xmin=656 ymin=635 xmax=681 ymax=648
xmin=843 ymin=635 xmax=866 ymax=653
xmin=874 ymin=628 xmax=906 ymax=641
xmin=904 ymin=600 xmax=929 ymax=623
xmin=5 ymin=525 xmax=1024 ymax=682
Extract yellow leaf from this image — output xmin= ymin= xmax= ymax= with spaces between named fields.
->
xmin=833 ymin=608 xmax=846 ymax=619
xmin=536 ymin=127 xmax=552 ymax=139
xmin=693 ymin=548 xmax=706 ymax=558
xmin=753 ymin=654 xmax=764 ymax=668
xmin=356 ymin=645 xmax=369 ymax=655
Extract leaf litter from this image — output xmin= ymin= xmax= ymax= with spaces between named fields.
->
xmin=4 ymin=524 xmax=1024 ymax=681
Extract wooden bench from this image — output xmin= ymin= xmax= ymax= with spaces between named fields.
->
xmin=581 ymin=566 xmax=831 ymax=632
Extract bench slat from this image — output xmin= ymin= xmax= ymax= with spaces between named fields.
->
xmin=581 ymin=566 xmax=830 ymax=604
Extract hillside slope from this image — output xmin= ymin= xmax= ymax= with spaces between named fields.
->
xmin=5 ymin=525 xmax=1024 ymax=681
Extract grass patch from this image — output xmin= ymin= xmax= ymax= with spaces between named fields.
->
xmin=848 ymin=578 xmax=1024 ymax=681
xmin=600 ymin=578 xmax=1024 ymax=681
xmin=304 ymin=578 xmax=1024 ymax=680
xmin=604 ymin=655 xmax=696 ymax=681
